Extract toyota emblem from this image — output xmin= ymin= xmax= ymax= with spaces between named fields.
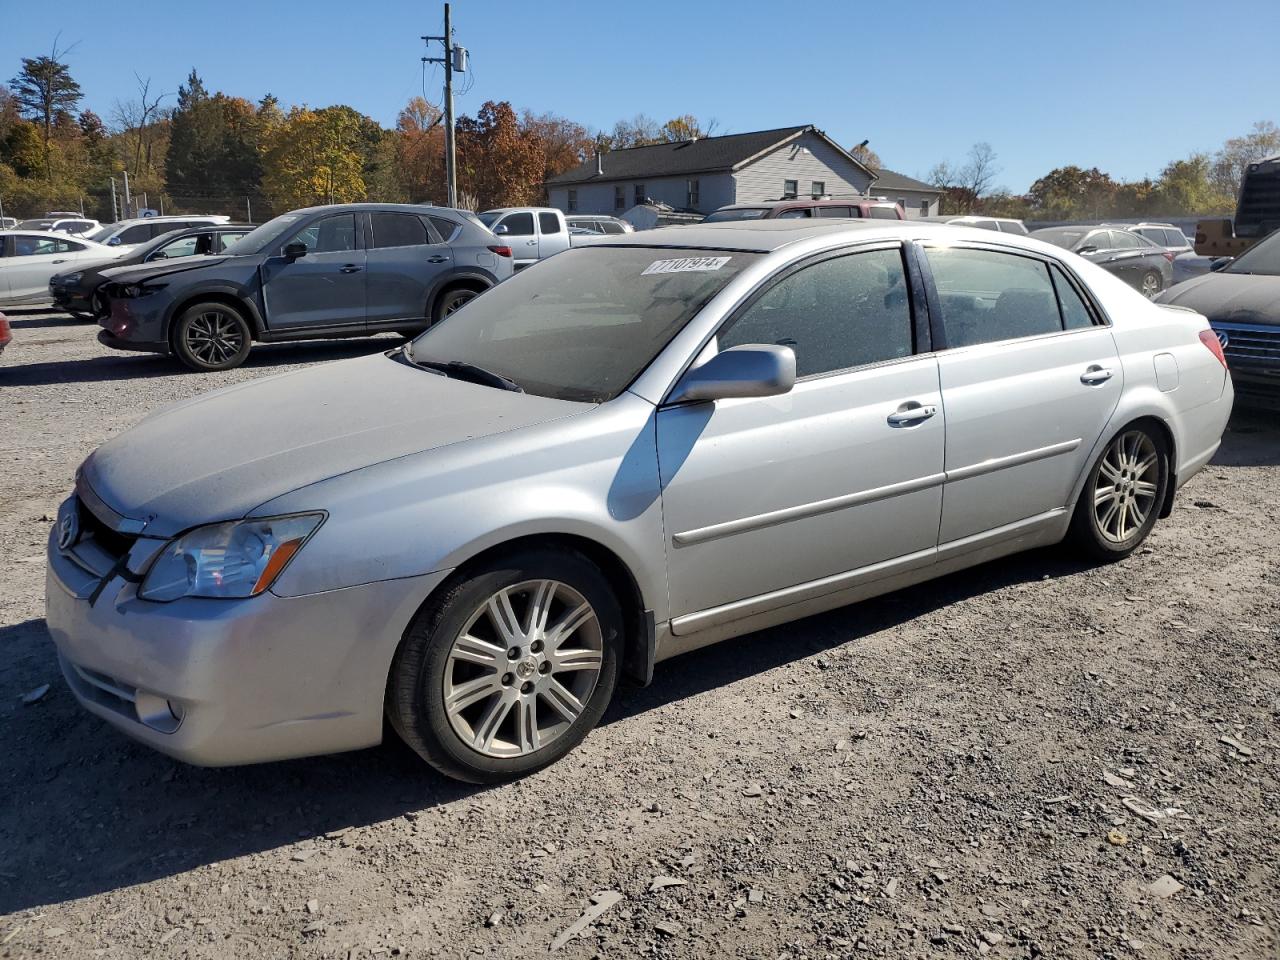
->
xmin=57 ymin=510 xmax=79 ymax=551
xmin=1215 ymin=330 xmax=1230 ymax=349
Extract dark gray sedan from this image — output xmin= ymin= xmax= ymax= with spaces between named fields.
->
xmin=1031 ymin=226 xmax=1174 ymax=298
xmin=97 ymin=203 xmax=513 ymax=371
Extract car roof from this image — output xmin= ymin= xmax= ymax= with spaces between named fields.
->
xmin=587 ymin=219 xmax=1060 ymax=254
xmin=0 ymin=228 xmax=108 ymax=242
xmin=284 ymin=202 xmax=475 ymax=218
xmin=717 ymin=199 xmax=893 ymax=211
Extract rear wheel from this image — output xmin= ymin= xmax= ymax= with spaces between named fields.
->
xmin=172 ymin=301 xmax=252 ymax=371
xmin=1068 ymin=424 xmax=1169 ymax=561
xmin=387 ymin=547 xmax=622 ymax=783
xmin=1140 ymin=270 xmax=1163 ymax=299
xmin=431 ymin=286 xmax=481 ymax=325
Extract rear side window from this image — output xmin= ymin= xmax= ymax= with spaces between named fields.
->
xmin=1050 ymin=265 xmax=1096 ymax=330
xmin=718 ymin=248 xmax=914 ymax=378
xmin=867 ymin=205 xmax=899 ymax=219
xmin=371 ymin=212 xmax=430 ymax=248
xmin=777 ymin=208 xmax=812 ymax=219
xmin=118 ymin=224 xmax=152 ymax=244
xmin=998 ymin=221 xmax=1029 ymax=235
xmin=926 ymin=247 xmax=1063 ymax=348
xmin=429 ymin=216 xmax=460 ymax=242
xmin=1112 ymin=231 xmax=1143 ymax=250
xmin=538 ymin=212 xmax=562 ymax=234
xmin=816 ymin=206 xmax=853 ymax=218
xmin=500 ymin=212 xmax=535 ymax=236
xmin=600 ymin=221 xmax=626 ymax=234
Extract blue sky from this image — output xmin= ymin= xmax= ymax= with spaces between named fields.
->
xmin=5 ymin=0 xmax=1277 ymax=191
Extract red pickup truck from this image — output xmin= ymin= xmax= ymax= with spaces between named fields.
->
xmin=704 ymin=198 xmax=906 ymax=223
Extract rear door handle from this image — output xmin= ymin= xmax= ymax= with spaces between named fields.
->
xmin=887 ymin=403 xmax=937 ymax=426
xmin=339 ymin=264 xmax=362 ymax=274
xmin=1080 ymin=365 xmax=1114 ymax=385
xmin=426 ymin=255 xmax=450 ymax=264
xmin=52 ymin=259 xmax=68 ymax=264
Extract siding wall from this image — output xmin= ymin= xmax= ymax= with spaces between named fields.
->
xmin=548 ymin=174 xmax=736 ymax=216
xmin=874 ymin=187 xmax=940 ymax=219
xmin=733 ymin=132 xmax=874 ymax=203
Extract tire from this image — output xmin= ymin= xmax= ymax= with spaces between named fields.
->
xmin=1068 ymin=423 xmax=1170 ymax=561
xmin=171 ymin=301 xmax=252 ymax=371
xmin=89 ymin=291 xmax=108 ymax=321
xmin=387 ymin=547 xmax=622 ymax=783
xmin=431 ymin=285 xmax=481 ymax=325
xmin=1140 ymin=270 xmax=1163 ymax=299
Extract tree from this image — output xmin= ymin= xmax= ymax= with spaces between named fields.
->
xmin=9 ymin=42 xmax=82 ymax=178
xmin=1212 ymin=121 xmax=1280 ymax=200
xmin=521 ymin=110 xmax=592 ymax=186
xmin=112 ymin=74 xmax=168 ymax=183
xmin=849 ymin=142 xmax=882 ymax=171
xmin=1152 ymin=154 xmax=1233 ymax=216
xmin=602 ymin=114 xmax=662 ymax=149
xmin=455 ymin=101 xmax=544 ymax=209
xmin=394 ymin=97 xmax=445 ymax=202
xmin=1027 ymin=166 xmax=1117 ymax=219
xmin=261 ymin=106 xmax=366 ymax=210
xmin=661 ymin=114 xmax=717 ymax=142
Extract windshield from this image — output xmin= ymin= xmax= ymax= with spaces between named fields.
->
xmin=407 ymin=246 xmax=760 ymax=402
xmin=1032 ymin=228 xmax=1087 ymax=249
xmin=703 ymin=208 xmax=768 ymax=223
xmin=1226 ymin=230 xmax=1280 ymax=276
xmin=477 ymin=211 xmax=502 ymax=228
xmin=18 ymin=219 xmax=52 ymax=230
xmin=220 ymin=213 xmax=303 ymax=255
xmin=87 ymin=225 xmax=116 ymax=242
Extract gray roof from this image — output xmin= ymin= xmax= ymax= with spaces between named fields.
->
xmin=869 ymin=167 xmax=940 ymax=193
xmin=548 ymin=125 xmax=870 ymax=186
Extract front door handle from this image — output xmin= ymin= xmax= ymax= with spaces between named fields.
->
xmin=52 ymin=258 xmax=68 ymax=264
xmin=426 ymin=255 xmax=450 ymax=264
xmin=526 ymin=239 xmax=538 ymax=245
xmin=1080 ymin=365 xmax=1114 ymax=385
xmin=339 ymin=264 xmax=363 ymax=274
xmin=887 ymin=402 xmax=937 ymax=426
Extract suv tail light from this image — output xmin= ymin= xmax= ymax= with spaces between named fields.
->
xmin=1163 ymin=251 xmax=1176 ymax=262
xmin=488 ymin=245 xmax=512 ymax=258
xmin=1199 ymin=329 xmax=1229 ymax=369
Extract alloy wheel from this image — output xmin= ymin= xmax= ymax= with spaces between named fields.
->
xmin=1141 ymin=272 xmax=1161 ymax=299
xmin=1092 ymin=430 xmax=1159 ymax=543
xmin=184 ymin=310 xmax=245 ymax=365
xmin=442 ymin=579 xmax=603 ymax=758
xmin=442 ymin=291 xmax=474 ymax=317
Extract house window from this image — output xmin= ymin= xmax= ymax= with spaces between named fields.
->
xmin=811 ymin=181 xmax=825 ymax=199
xmin=783 ymin=179 xmax=798 ymax=199
xmin=687 ymin=179 xmax=700 ymax=208
xmin=920 ymin=199 xmax=930 ymax=215
xmin=634 ymin=184 xmax=645 ymax=206
xmin=567 ymin=189 xmax=578 ymax=212
xmin=614 ymin=185 xmax=624 ymax=211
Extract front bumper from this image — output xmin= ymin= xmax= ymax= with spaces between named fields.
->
xmin=49 ymin=285 xmax=91 ymax=313
xmin=46 ymin=512 xmax=450 ymax=766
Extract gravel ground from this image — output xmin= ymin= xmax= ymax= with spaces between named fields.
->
xmin=1 ymin=307 xmax=1277 ymax=960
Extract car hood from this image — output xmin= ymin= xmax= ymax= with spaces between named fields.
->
xmin=81 ymin=351 xmax=593 ymax=537
xmin=1158 ymin=272 xmax=1280 ymax=325
xmin=98 ymin=255 xmax=235 ymax=284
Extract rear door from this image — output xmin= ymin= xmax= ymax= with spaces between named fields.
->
xmin=536 ymin=212 xmax=569 ymax=259
xmin=656 ymin=243 xmax=945 ymax=623
xmin=920 ymin=242 xmax=1121 ymax=544
xmin=261 ymin=212 xmax=365 ymax=330
xmin=365 ymin=211 xmax=450 ymax=325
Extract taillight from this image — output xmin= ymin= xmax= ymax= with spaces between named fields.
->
xmin=1163 ymin=251 xmax=1175 ymax=262
xmin=488 ymin=245 xmax=512 ymax=258
xmin=1199 ymin=329 xmax=1228 ymax=369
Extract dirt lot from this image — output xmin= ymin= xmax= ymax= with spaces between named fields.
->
xmin=1 ymin=307 xmax=1277 ymax=960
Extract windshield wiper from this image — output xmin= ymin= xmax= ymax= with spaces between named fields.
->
xmin=404 ymin=351 xmax=524 ymax=393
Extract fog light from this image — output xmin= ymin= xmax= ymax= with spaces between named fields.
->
xmin=135 ymin=691 xmax=184 ymax=733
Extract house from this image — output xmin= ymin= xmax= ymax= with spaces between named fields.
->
xmin=867 ymin=167 xmax=943 ymax=219
xmin=545 ymin=125 xmax=877 ymax=218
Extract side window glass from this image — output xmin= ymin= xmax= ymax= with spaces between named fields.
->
xmin=288 ymin=214 xmax=357 ymax=254
xmin=370 ymin=212 xmax=430 ymax=248
xmin=926 ymin=247 xmax=1063 ymax=348
xmin=216 ymin=232 xmax=245 ymax=252
xmin=1050 ymin=265 xmax=1096 ymax=330
xmin=153 ymin=236 xmax=200 ymax=260
xmin=429 ymin=216 xmax=460 ymax=242
xmin=719 ymin=248 xmax=914 ymax=378
xmin=119 ymin=224 xmax=152 ymax=245
xmin=816 ymin=206 xmax=853 ymax=218
xmin=600 ymin=221 xmax=626 ymax=234
xmin=777 ymin=208 xmax=810 ymax=219
xmin=1112 ymin=231 xmax=1140 ymax=250
xmin=538 ymin=212 xmax=562 ymax=234
xmin=500 ymin=212 xmax=535 ymax=236
xmin=14 ymin=235 xmax=49 ymax=256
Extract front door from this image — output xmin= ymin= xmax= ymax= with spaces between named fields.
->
xmin=6 ymin=234 xmax=79 ymax=301
xmin=656 ymin=244 xmax=945 ymax=621
xmin=262 ymin=212 xmax=366 ymax=330
xmin=921 ymin=242 xmax=1122 ymax=544
xmin=496 ymin=212 xmax=538 ymax=268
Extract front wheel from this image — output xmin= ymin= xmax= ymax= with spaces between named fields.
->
xmin=1068 ymin=425 xmax=1169 ymax=561
xmin=387 ymin=547 xmax=622 ymax=783
xmin=172 ymin=302 xmax=252 ymax=371
xmin=1140 ymin=270 xmax=1163 ymax=299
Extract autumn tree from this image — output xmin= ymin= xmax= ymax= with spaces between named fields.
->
xmin=9 ymin=44 xmax=83 ymax=178
xmin=661 ymin=114 xmax=717 ymax=142
xmin=395 ymin=96 xmax=445 ymax=202
xmin=521 ymin=109 xmax=592 ymax=186
xmin=1212 ymin=121 xmax=1280 ymax=200
xmin=455 ymin=100 xmax=544 ymax=209
xmin=1152 ymin=154 xmax=1234 ymax=215
xmin=849 ymin=142 xmax=882 ymax=171
xmin=261 ymin=106 xmax=367 ymax=210
xmin=1026 ymin=166 xmax=1117 ymax=219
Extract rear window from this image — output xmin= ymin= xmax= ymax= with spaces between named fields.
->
xmin=538 ymin=212 xmax=562 ymax=235
xmin=370 ymin=212 xmax=431 ymax=248
xmin=703 ymin=208 xmax=768 ymax=223
xmin=867 ymin=206 xmax=900 ymax=219
xmin=1032 ymin=228 xmax=1087 ymax=249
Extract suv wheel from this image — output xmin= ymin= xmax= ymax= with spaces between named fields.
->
xmin=432 ymin=286 xmax=480 ymax=325
xmin=387 ymin=547 xmax=622 ymax=783
xmin=172 ymin=302 xmax=252 ymax=372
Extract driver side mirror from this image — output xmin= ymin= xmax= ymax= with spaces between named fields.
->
xmin=107 ymin=236 xmax=122 ymax=246
xmin=667 ymin=344 xmax=796 ymax=404
xmin=493 ymin=223 xmax=510 ymax=235
xmin=1209 ymin=257 xmax=1232 ymax=272
xmin=283 ymin=241 xmax=308 ymax=261
xmin=1076 ymin=244 xmax=1098 ymax=255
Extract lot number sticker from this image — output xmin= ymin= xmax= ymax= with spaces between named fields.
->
xmin=642 ymin=256 xmax=732 ymax=275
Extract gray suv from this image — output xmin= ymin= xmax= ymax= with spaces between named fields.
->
xmin=97 ymin=203 xmax=513 ymax=371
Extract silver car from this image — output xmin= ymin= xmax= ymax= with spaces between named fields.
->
xmin=46 ymin=221 xmax=1234 ymax=782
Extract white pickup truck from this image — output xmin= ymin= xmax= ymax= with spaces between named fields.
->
xmin=478 ymin=206 xmax=610 ymax=269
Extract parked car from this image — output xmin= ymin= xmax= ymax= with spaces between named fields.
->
xmin=922 ymin=214 xmax=1028 ymax=234
xmin=1099 ymin=222 xmax=1207 ymax=283
xmin=1156 ymin=228 xmax=1280 ymax=403
xmin=704 ymin=198 xmax=905 ymax=223
xmin=16 ymin=216 xmax=100 ymax=236
xmin=566 ymin=215 xmax=635 ymax=236
xmin=88 ymin=215 xmax=232 ymax=249
xmin=479 ymin=207 xmax=571 ymax=268
xmin=50 ymin=223 xmax=254 ymax=321
xmin=46 ymin=220 xmax=1232 ymax=782
xmin=1030 ymin=226 xmax=1173 ymax=298
xmin=0 ymin=230 xmax=127 ymax=306
xmin=0 ymin=217 xmax=17 ymax=230
xmin=97 ymin=203 xmax=512 ymax=371
xmin=0 ymin=312 xmax=10 ymax=356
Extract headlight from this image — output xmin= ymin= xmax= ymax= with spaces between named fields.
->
xmin=121 ymin=282 xmax=167 ymax=299
xmin=139 ymin=513 xmax=324 ymax=602
xmin=58 ymin=272 xmax=84 ymax=286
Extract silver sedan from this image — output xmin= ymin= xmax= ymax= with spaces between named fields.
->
xmin=46 ymin=221 xmax=1234 ymax=782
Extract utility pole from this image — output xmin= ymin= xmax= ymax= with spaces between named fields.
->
xmin=122 ymin=169 xmax=132 ymax=218
xmin=246 ymin=196 xmax=253 ymax=223
xmin=109 ymin=178 xmax=118 ymax=222
xmin=423 ymin=2 xmax=464 ymax=207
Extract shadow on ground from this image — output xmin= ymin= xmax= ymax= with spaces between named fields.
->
xmin=1 ymin=393 xmax=1275 ymax=916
